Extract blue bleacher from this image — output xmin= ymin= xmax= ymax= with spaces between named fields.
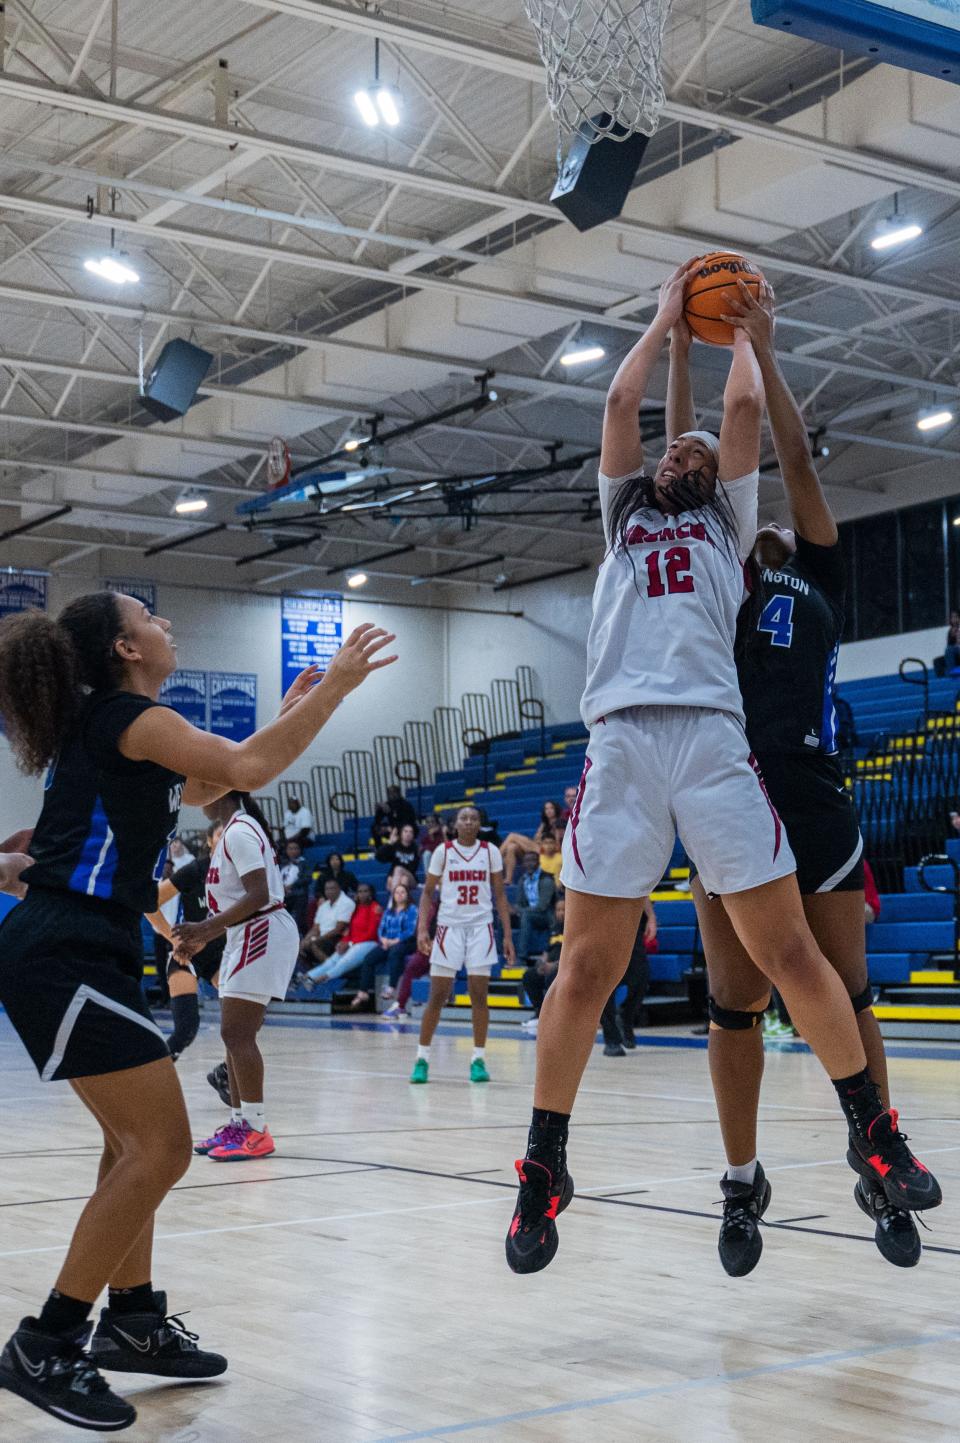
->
xmin=838 ymin=669 xmax=959 ymax=743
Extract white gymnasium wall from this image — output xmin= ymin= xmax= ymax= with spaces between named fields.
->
xmin=836 ymin=625 xmax=947 ymax=684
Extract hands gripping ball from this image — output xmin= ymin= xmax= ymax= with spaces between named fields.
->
xmin=683 ymin=252 xmax=764 ymax=346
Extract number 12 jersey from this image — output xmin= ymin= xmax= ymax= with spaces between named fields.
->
xmin=428 ymin=840 xmax=501 ymax=927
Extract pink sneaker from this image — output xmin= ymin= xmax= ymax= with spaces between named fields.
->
xmin=194 ymin=1120 xmax=245 ymax=1156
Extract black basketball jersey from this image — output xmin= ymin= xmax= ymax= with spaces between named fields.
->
xmin=738 ymin=535 xmax=845 ymax=757
xmin=24 ymin=691 xmax=185 ymax=916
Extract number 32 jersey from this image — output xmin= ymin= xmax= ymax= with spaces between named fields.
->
xmin=429 ymin=840 xmax=501 ymax=927
xmin=580 ymin=467 xmax=759 ymax=728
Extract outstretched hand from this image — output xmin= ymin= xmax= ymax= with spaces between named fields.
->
xmin=279 ymin=663 xmax=322 ymax=717
xmin=721 ymin=278 xmax=776 ymax=352
xmin=657 ymin=258 xmax=701 ymax=330
xmin=325 ymin=623 xmax=397 ymax=695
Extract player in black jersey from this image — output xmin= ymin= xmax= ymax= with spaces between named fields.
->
xmin=0 ymin=592 xmax=395 ymax=1432
xmin=669 ymin=280 xmax=938 ymax=1277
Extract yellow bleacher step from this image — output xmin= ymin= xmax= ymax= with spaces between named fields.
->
xmin=910 ymin=970 xmax=956 ymax=985
xmin=668 ymin=866 xmax=691 ymax=879
xmin=495 ymin=768 xmax=536 ymax=780
xmin=651 ymin=889 xmax=691 ymax=901
xmin=499 ymin=967 xmax=525 ymax=980
xmin=873 ymin=1004 xmax=960 ymax=1022
xmin=453 ymin=994 xmax=521 ymax=1008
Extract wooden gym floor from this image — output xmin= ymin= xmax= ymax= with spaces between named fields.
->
xmin=2 ymin=1011 xmax=959 ymax=1442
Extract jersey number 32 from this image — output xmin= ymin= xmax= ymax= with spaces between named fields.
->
xmin=758 ymin=593 xmax=795 ymax=648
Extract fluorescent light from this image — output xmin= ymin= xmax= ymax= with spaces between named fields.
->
xmin=346 ymin=571 xmax=368 ymax=588
xmin=343 ymin=438 xmax=361 ymax=452
xmin=84 ymin=254 xmax=139 ymax=285
xmin=953 ymin=516 xmax=960 ymax=527
xmin=354 ymin=88 xmax=379 ymax=126
xmin=560 ymin=345 xmax=606 ymax=367
xmin=174 ymin=494 xmax=208 ymax=515
xmin=376 ymin=87 xmax=400 ymax=126
xmin=871 ymin=222 xmax=923 ymax=251
xmin=917 ymin=409 xmax=954 ymax=431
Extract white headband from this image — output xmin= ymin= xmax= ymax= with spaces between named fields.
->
xmin=677 ymin=429 xmax=721 ymax=461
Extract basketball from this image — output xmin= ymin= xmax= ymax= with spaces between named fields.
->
xmin=683 ymin=251 xmax=765 ymax=346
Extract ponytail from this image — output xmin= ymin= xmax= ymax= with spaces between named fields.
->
xmin=234 ymin=792 xmax=279 ymax=861
xmin=0 ymin=592 xmax=124 ymax=775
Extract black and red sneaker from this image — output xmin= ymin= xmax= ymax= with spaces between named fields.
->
xmin=853 ymin=1177 xmax=921 ymax=1269
xmin=846 ymin=1109 xmax=942 ymax=1212
xmin=505 ymin=1158 xmax=574 ymax=1274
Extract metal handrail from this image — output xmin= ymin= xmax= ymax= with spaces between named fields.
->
xmin=329 ymin=790 xmax=361 ymax=856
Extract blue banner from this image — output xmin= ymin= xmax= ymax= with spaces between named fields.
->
xmin=280 ymin=593 xmax=343 ymax=696
xmin=105 ymin=577 xmax=157 ymax=611
xmin=0 ymin=568 xmax=47 ymax=617
xmin=209 ymin=671 xmax=257 ymax=742
xmin=160 ymin=669 xmax=207 ymax=729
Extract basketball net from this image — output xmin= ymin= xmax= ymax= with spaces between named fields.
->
xmin=522 ymin=0 xmax=672 ymax=148
xmin=266 ymin=435 xmax=291 ymax=490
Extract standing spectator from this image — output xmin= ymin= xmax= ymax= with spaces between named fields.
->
xmin=297 ymin=877 xmax=354 ymax=975
xmin=313 ymin=850 xmax=359 ymax=899
xmin=283 ymin=793 xmax=314 ymax=846
xmin=302 ymin=882 xmax=382 ymax=989
xmin=519 ymin=896 xmax=565 ymax=1035
xmin=500 ymin=801 xmax=563 ymax=883
xmin=863 ymin=858 xmax=881 ymax=926
xmin=376 ymin=823 xmax=420 ymax=877
xmin=349 ymin=881 xmax=419 ymax=1009
xmin=514 ymin=851 xmax=557 ymax=961
xmin=280 ymin=838 xmax=312 ymax=932
xmin=944 ymin=610 xmax=960 ymax=674
xmin=384 ymin=894 xmax=438 ymax=1020
xmin=373 ymin=784 xmax=417 ymax=841
xmin=600 ymin=903 xmax=656 ymax=1056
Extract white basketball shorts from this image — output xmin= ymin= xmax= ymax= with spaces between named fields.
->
xmin=429 ymin=921 xmax=497 ymax=977
xmin=560 ymin=705 xmax=797 ymax=899
xmin=219 ymin=907 xmax=300 ymax=1005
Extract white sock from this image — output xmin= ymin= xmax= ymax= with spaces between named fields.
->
xmin=417 ymin=1045 xmax=430 ymax=1061
xmin=241 ymin=1100 xmax=266 ymax=1132
xmin=726 ymin=1158 xmax=758 ymax=1186
xmin=230 ymin=1108 xmax=242 ymax=1125
xmin=472 ymin=1047 xmax=485 ymax=1062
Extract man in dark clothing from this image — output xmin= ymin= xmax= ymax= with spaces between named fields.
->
xmin=514 ymin=851 xmax=557 ymax=960
xmin=373 ymin=785 xmax=418 ymax=841
xmin=281 ymin=838 xmax=312 ymax=933
xmin=600 ymin=901 xmax=656 ymax=1056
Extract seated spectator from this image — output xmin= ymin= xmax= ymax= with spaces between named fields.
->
xmin=537 ymin=833 xmax=563 ymax=882
xmin=600 ymin=902 xmax=656 ymax=1056
xmin=313 ymin=850 xmax=359 ymax=899
xmin=302 ymin=882 xmax=382 ymax=989
xmin=500 ymin=800 xmax=563 ymax=883
xmin=280 ymin=838 xmax=312 ymax=932
xmin=476 ymin=807 xmax=501 ymax=848
xmin=419 ymin=813 xmax=446 ymax=859
xmin=283 ymin=793 xmax=314 ymax=846
xmin=376 ymin=823 xmax=420 ymax=877
xmin=349 ymin=881 xmax=419 ymax=1009
xmin=297 ymin=877 xmax=354 ymax=974
xmin=384 ymin=895 xmax=438 ymax=1020
xmin=863 ymin=858 xmax=881 ymax=926
xmin=373 ymin=784 xmax=418 ymax=842
xmin=514 ymin=851 xmax=557 ymax=961
xmin=945 ymin=610 xmax=960 ymax=674
xmin=559 ymin=784 xmax=578 ymax=829
xmin=386 ymin=862 xmax=416 ymax=900
xmin=519 ymin=896 xmax=564 ymax=1034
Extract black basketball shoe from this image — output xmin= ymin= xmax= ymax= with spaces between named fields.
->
xmin=717 ymin=1163 xmax=771 ymax=1277
xmin=505 ymin=1158 xmax=575 ymax=1274
xmin=206 ymin=1060 xmax=231 ymax=1107
xmin=89 ymin=1292 xmax=227 ymax=1378
xmin=0 ymin=1318 xmax=135 ymax=1431
xmin=617 ymin=1011 xmax=637 ymax=1049
xmin=854 ymin=1177 xmax=921 ymax=1268
xmin=603 ymin=1042 xmax=626 ymax=1057
xmin=846 ymin=1108 xmax=942 ymax=1211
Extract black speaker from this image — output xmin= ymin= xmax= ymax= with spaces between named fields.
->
xmin=550 ymin=116 xmax=651 ymax=232
xmin=141 ymin=339 xmax=214 ymax=422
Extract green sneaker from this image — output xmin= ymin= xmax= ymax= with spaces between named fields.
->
xmin=470 ymin=1058 xmax=490 ymax=1083
xmin=410 ymin=1057 xmax=429 ymax=1084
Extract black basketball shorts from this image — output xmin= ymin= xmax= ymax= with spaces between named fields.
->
xmin=0 ymin=888 xmax=171 ymax=1082
xmin=757 ymin=751 xmax=864 ymax=895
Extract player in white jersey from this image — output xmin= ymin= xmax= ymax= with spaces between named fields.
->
xmin=172 ymin=791 xmax=298 ymax=1163
xmin=505 ymin=260 xmax=936 ymax=1276
xmin=410 ymin=806 xmax=516 ymax=1085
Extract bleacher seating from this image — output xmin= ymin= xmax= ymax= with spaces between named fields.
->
xmin=837 ymin=668 xmax=960 ymax=745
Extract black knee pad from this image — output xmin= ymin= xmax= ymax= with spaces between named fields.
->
xmin=708 ymin=995 xmax=768 ymax=1031
xmin=850 ymin=982 xmax=874 ymax=1015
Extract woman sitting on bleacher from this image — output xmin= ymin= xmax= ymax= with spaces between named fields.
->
xmin=312 ymin=849 xmax=359 ymax=901
xmin=302 ymin=882 xmax=382 ymax=990
xmin=349 ymin=881 xmax=419 ymax=1010
xmin=500 ymin=800 xmax=563 ymax=884
xmin=375 ymin=823 xmax=421 ymax=883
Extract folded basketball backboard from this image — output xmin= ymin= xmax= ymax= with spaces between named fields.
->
xmin=752 ymin=0 xmax=959 ymax=83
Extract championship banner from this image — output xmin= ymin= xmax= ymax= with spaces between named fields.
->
xmin=280 ymin=593 xmax=343 ymax=696
xmin=0 ymin=568 xmax=47 ymax=617
xmin=209 ymin=672 xmax=257 ymax=742
xmin=105 ymin=578 xmax=157 ymax=611
xmin=160 ymin=669 xmax=208 ymax=729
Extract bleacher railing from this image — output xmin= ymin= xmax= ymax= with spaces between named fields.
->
xmin=254 ymin=793 xmax=282 ymax=838
xmin=342 ymin=749 xmax=379 ymax=819
xmin=433 ymin=706 xmax=465 ymax=776
xmin=899 ymin=657 xmax=930 ymax=727
xmin=310 ymin=763 xmax=344 ymax=836
xmin=853 ymin=715 xmax=960 ymax=893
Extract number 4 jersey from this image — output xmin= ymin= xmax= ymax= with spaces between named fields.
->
xmin=429 ymin=839 xmax=502 ymax=927
xmin=581 ymin=466 xmax=759 ymax=728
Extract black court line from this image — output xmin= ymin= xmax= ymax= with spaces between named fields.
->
xmin=772 ymin=1214 xmax=828 ymax=1224
xmin=0 ymin=1166 xmax=382 ymax=1211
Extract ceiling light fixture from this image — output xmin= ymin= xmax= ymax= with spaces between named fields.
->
xmin=917 ymin=409 xmax=954 ymax=431
xmin=84 ymin=254 xmax=139 ymax=285
xmin=871 ymin=222 xmax=923 ymax=251
xmin=343 ymin=438 xmax=362 ymax=452
xmin=346 ymin=571 xmax=368 ymax=588
xmin=560 ymin=345 xmax=606 ymax=366
xmin=174 ymin=492 xmax=208 ymax=515
xmin=354 ymin=39 xmax=401 ymax=128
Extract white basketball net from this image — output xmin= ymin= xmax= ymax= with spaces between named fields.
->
xmin=522 ymin=0 xmax=673 ymax=147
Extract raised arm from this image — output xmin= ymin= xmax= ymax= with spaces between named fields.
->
xmin=121 ymin=623 xmax=396 ymax=793
xmin=724 ymin=279 xmax=837 ymax=545
xmin=718 ymin=330 xmax=764 ymax=484
xmin=666 ymin=316 xmax=697 ymax=445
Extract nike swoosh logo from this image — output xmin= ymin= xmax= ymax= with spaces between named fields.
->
xmin=13 ymin=1339 xmax=45 ymax=1377
xmin=112 ymin=1326 xmax=152 ymax=1354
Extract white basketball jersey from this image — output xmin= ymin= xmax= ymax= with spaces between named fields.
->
xmin=206 ymin=810 xmax=284 ymax=920
xmin=580 ymin=467 xmax=759 ymax=728
xmin=430 ymin=840 xmax=501 ymax=928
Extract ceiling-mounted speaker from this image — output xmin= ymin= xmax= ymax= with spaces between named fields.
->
xmin=140 ymin=338 xmax=214 ymax=422
xmin=550 ymin=116 xmax=651 ymax=232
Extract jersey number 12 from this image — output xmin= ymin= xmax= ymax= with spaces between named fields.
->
xmin=645 ymin=546 xmax=693 ymax=597
xmin=758 ymin=593 xmax=795 ymax=648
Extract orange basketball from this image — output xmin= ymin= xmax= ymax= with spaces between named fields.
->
xmin=683 ymin=251 xmax=764 ymax=346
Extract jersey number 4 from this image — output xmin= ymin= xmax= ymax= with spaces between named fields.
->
xmin=457 ymin=884 xmax=480 ymax=905
xmin=759 ymin=593 xmax=795 ymax=648
xmin=645 ymin=546 xmax=694 ymax=597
